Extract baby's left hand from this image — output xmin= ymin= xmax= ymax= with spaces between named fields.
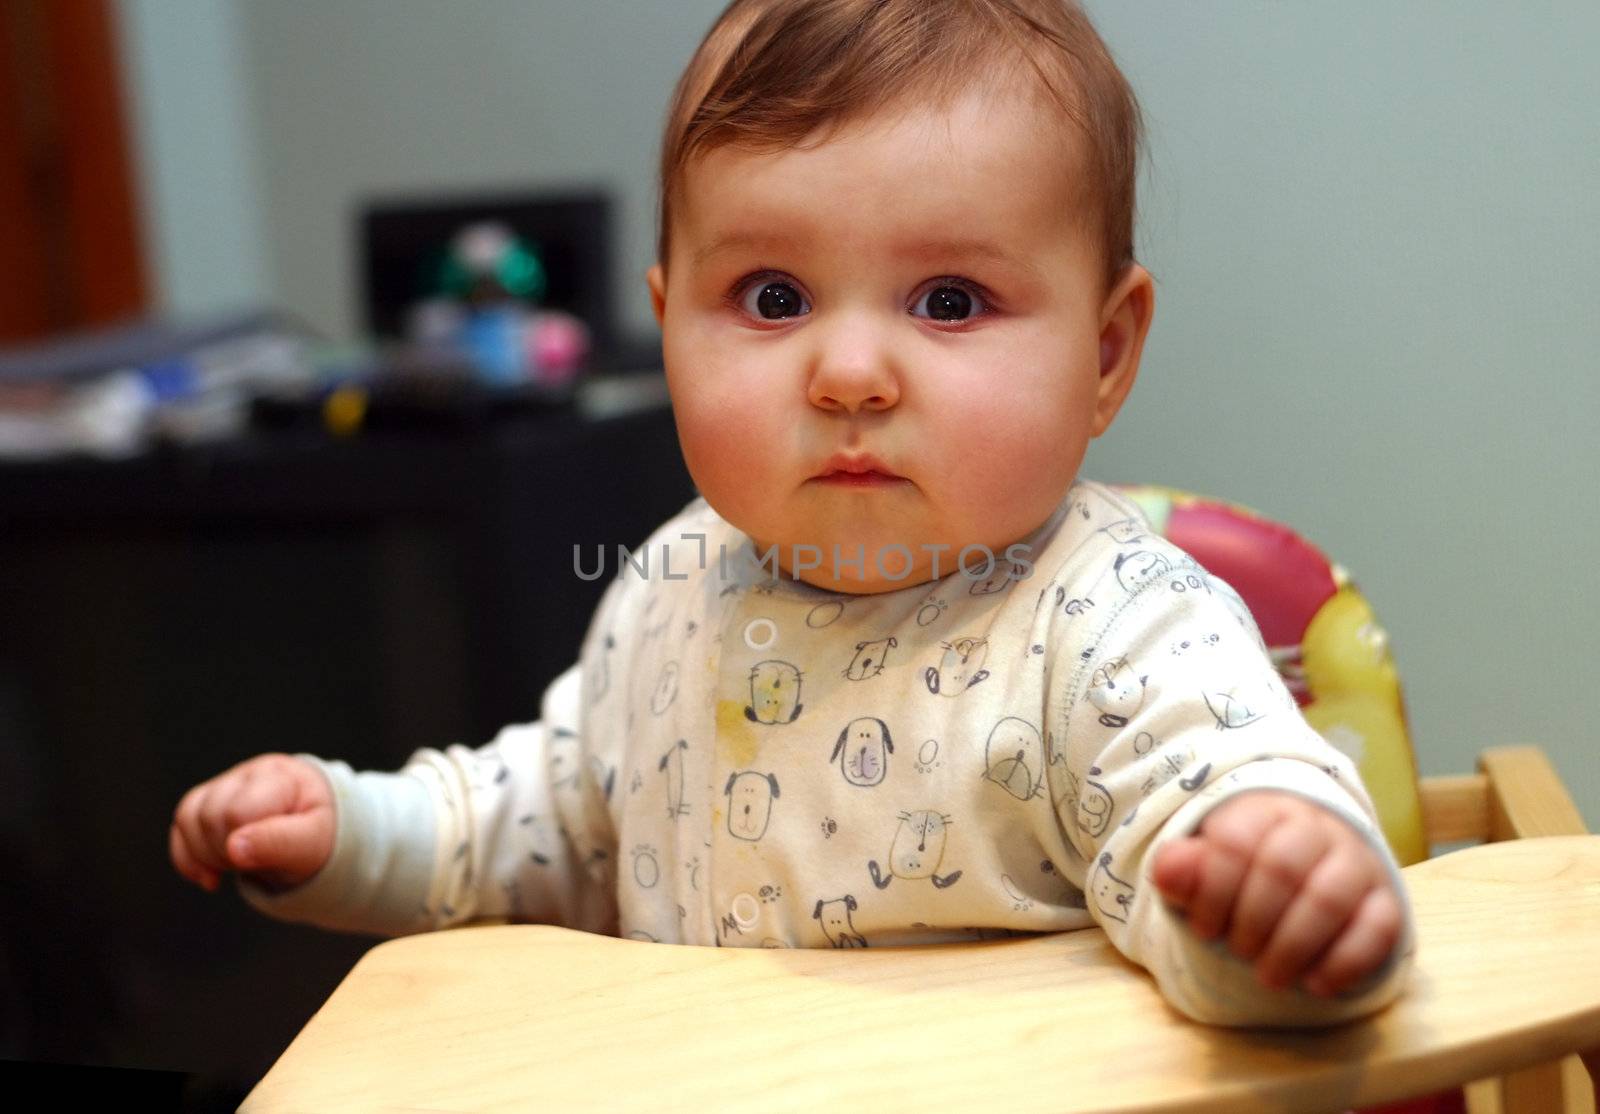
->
xmin=1150 ymin=790 xmax=1405 ymax=997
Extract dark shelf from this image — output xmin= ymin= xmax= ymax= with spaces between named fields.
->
xmin=0 ymin=399 xmax=697 ymax=1096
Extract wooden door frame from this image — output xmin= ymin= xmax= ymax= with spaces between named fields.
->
xmin=0 ymin=0 xmax=148 ymax=347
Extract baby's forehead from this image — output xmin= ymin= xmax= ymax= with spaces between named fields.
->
xmin=679 ymin=80 xmax=1096 ymax=253
xmin=715 ymin=80 xmax=1083 ymax=181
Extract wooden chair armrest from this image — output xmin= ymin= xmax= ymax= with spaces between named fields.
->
xmin=1454 ymin=747 xmax=1594 ymax=1114
xmin=1420 ymin=773 xmax=1492 ymax=846
xmin=1478 ymin=746 xmax=1590 ymax=840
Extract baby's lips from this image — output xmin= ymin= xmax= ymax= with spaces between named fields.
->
xmin=814 ymin=451 xmax=902 ymax=479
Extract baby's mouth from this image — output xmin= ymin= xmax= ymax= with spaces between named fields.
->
xmin=815 ymin=470 xmax=907 ymax=487
xmin=812 ymin=452 xmax=909 ymax=486
xmin=812 ymin=451 xmax=902 ymax=480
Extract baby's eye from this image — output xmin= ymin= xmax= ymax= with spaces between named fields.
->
xmin=911 ymin=280 xmax=989 ymax=323
xmin=735 ymin=276 xmax=810 ymax=321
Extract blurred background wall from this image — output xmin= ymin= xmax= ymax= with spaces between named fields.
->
xmin=114 ymin=0 xmax=1597 ymax=815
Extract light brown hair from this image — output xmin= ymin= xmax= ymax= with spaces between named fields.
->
xmin=656 ymin=0 xmax=1144 ymax=294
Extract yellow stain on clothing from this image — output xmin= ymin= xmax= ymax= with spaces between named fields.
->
xmin=717 ymin=699 xmax=759 ymax=767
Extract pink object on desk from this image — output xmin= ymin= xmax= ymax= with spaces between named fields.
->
xmin=526 ymin=310 xmax=589 ymax=386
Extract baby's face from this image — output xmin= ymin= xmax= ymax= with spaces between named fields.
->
xmin=649 ymin=81 xmax=1149 ymax=593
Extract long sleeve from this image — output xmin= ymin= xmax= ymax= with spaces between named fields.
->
xmin=1045 ymin=545 xmax=1416 ymax=1027
xmin=240 ymin=662 xmax=618 ymax=937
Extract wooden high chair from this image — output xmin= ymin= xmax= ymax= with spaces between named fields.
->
xmin=1422 ymin=746 xmax=1595 ymax=1114
xmin=240 ymin=490 xmax=1599 ymax=1114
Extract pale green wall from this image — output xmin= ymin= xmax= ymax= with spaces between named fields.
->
xmin=1080 ymin=1 xmax=1600 ymax=822
xmin=120 ymin=1 xmax=1599 ymax=824
xmin=115 ymin=0 xmax=272 ymax=318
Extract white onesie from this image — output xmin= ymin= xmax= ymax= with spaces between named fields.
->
xmin=243 ymin=479 xmax=1414 ymax=1026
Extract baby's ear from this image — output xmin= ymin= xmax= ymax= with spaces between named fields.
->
xmin=646 ymin=264 xmax=668 ymax=328
xmin=1092 ymin=263 xmax=1155 ymax=438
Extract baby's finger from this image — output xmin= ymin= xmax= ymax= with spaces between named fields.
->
xmin=1151 ymin=838 xmax=1204 ymax=908
xmin=196 ymin=770 xmax=255 ymax=865
xmin=1227 ymin=816 xmax=1332 ymax=961
xmin=1182 ymin=799 xmax=1285 ymax=939
xmin=219 ymin=772 xmax=301 ymax=867
xmin=230 ymin=811 xmax=333 ymax=890
xmin=1253 ymin=843 xmax=1368 ymax=990
xmin=1303 ymin=885 xmax=1403 ymax=996
xmin=168 ymin=822 xmax=219 ymax=891
xmin=173 ymin=782 xmax=230 ymax=876
xmin=1182 ymin=836 xmax=1253 ymax=940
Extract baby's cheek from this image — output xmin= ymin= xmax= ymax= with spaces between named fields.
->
xmin=930 ymin=401 xmax=1086 ymax=521
xmin=676 ymin=399 xmax=778 ymax=491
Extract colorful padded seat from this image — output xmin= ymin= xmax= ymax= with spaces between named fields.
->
xmin=1116 ymin=484 xmax=1428 ymax=867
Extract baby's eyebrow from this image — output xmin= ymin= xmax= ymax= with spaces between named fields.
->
xmin=894 ymin=238 xmax=1045 ymax=284
xmin=693 ymin=230 xmax=806 ymax=269
xmin=693 ymin=230 xmax=1042 ymax=284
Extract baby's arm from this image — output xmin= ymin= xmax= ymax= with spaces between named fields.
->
xmin=1049 ymin=557 xmax=1414 ymax=1027
xmin=374 ymin=663 xmax=618 ymax=934
xmin=171 ymin=646 xmax=621 ymax=937
xmin=168 ymin=745 xmax=438 ymax=936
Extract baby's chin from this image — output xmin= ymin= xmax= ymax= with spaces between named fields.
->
xmin=709 ymin=491 xmax=1054 ymax=593
xmin=786 ymin=563 xmax=941 ymax=596
xmin=730 ymin=524 xmax=925 ymax=594
xmin=745 ymin=527 xmax=1023 ymax=596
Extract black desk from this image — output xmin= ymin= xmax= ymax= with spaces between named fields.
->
xmin=0 ymin=390 xmax=695 ymax=1105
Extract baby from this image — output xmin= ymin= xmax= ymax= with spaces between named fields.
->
xmin=170 ymin=0 xmax=1412 ymax=1027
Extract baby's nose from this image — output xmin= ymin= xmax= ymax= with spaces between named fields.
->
xmin=804 ymin=313 xmax=901 ymax=414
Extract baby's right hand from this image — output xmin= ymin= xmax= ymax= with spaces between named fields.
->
xmin=169 ymin=754 xmax=335 ymax=894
